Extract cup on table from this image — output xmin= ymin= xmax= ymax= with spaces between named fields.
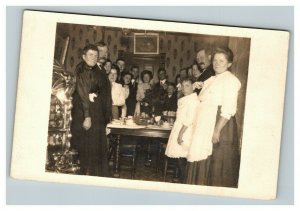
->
xmin=119 ymin=117 xmax=125 ymax=125
xmin=154 ymin=116 xmax=161 ymax=126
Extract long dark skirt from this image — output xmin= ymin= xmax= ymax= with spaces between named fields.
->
xmin=208 ymin=110 xmax=240 ymax=188
xmin=70 ymin=92 xmax=109 ymax=177
xmin=186 ymin=107 xmax=241 ymax=187
xmin=186 ymin=157 xmax=211 ymax=185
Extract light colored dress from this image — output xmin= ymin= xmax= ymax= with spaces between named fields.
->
xmin=111 ymin=82 xmax=126 ymax=106
xmin=165 ymin=92 xmax=200 ymax=158
xmin=111 ymin=82 xmax=126 ymax=118
xmin=187 ymin=71 xmax=241 ymax=162
xmin=136 ymin=82 xmax=151 ymax=101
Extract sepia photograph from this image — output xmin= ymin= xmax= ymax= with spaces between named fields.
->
xmin=10 ymin=10 xmax=290 ymax=200
xmin=46 ymin=22 xmax=250 ymax=188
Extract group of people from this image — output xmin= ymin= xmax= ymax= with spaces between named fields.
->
xmin=105 ymin=59 xmax=179 ymax=119
xmin=165 ymin=47 xmax=241 ymax=187
xmin=69 ymin=40 xmax=242 ymax=188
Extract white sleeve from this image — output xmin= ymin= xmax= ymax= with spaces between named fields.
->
xmin=113 ymin=85 xmax=126 ymax=106
xmin=121 ymin=104 xmax=127 ymax=117
xmin=221 ymin=77 xmax=241 ymax=119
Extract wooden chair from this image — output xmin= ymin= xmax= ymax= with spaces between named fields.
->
xmin=156 ymin=142 xmax=179 ymax=182
xmin=108 ymin=135 xmax=137 ymax=179
xmin=119 ymin=138 xmax=138 ymax=179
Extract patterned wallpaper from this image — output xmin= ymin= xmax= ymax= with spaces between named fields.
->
xmin=56 ymin=23 xmax=103 ymax=74
xmin=56 ymin=23 xmax=229 ymax=82
xmin=55 ymin=23 xmax=250 ymax=141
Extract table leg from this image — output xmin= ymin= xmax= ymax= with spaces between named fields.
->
xmin=113 ymin=134 xmax=120 ymax=178
xmin=156 ymin=141 xmax=162 ymax=172
xmin=145 ymin=139 xmax=152 ymax=167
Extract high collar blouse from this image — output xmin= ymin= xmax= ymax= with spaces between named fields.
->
xmin=198 ymin=71 xmax=241 ymax=119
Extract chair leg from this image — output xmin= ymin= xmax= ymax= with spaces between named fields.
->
xmin=175 ymin=166 xmax=179 ymax=178
xmin=156 ymin=142 xmax=162 ymax=172
xmin=107 ymin=135 xmax=116 ymax=161
xmin=163 ymin=158 xmax=168 ymax=182
xmin=131 ymin=157 xmax=135 ymax=179
xmin=131 ymin=149 xmax=136 ymax=179
xmin=145 ymin=141 xmax=152 ymax=167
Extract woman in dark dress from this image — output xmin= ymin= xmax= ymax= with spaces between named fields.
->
xmin=136 ymin=70 xmax=153 ymax=116
xmin=70 ymin=44 xmax=112 ymax=177
xmin=121 ymin=71 xmax=137 ymax=117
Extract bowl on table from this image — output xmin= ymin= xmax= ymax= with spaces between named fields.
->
xmin=111 ymin=119 xmax=122 ymax=125
xmin=125 ymin=118 xmax=136 ymax=126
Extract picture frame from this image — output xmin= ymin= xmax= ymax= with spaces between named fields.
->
xmin=134 ymin=33 xmax=159 ymax=54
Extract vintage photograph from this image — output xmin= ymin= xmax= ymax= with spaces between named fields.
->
xmin=46 ymin=22 xmax=251 ymax=188
xmin=10 ymin=10 xmax=289 ymax=199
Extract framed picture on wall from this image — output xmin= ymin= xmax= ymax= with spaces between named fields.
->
xmin=134 ymin=33 xmax=159 ymax=54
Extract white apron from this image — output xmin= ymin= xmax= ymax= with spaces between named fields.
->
xmin=187 ymin=71 xmax=241 ymax=162
xmin=165 ymin=93 xmax=199 ymax=158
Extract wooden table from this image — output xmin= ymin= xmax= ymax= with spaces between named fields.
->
xmin=107 ymin=125 xmax=171 ymax=177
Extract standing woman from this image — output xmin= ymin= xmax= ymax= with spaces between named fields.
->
xmin=108 ymin=64 xmax=126 ymax=119
xmin=104 ymin=59 xmax=112 ymax=75
xmin=186 ymin=47 xmax=241 ymax=187
xmin=135 ymin=70 xmax=153 ymax=116
xmin=70 ymin=44 xmax=112 ymax=177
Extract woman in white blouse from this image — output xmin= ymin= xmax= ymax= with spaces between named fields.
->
xmin=108 ymin=64 xmax=126 ymax=119
xmin=186 ymin=47 xmax=241 ymax=187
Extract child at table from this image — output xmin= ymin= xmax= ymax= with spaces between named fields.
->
xmin=162 ymin=82 xmax=178 ymax=112
xmin=165 ymin=78 xmax=200 ymax=182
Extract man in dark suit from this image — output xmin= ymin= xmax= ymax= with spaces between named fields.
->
xmin=163 ymin=82 xmax=178 ymax=112
xmin=95 ymin=42 xmax=113 ymax=117
xmin=116 ymin=58 xmax=126 ymax=81
xmin=152 ymin=68 xmax=168 ymax=115
xmin=95 ymin=41 xmax=109 ymax=74
xmin=196 ymin=48 xmax=215 ymax=81
xmin=193 ymin=48 xmax=215 ymax=94
xmin=129 ymin=65 xmax=140 ymax=88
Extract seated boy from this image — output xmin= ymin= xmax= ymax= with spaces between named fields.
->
xmin=162 ymin=82 xmax=178 ymax=112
